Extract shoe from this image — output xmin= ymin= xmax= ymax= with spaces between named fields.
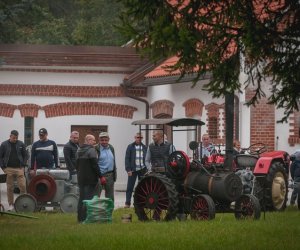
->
xmin=124 ymin=204 xmax=130 ymax=208
xmin=8 ymin=205 xmax=14 ymax=211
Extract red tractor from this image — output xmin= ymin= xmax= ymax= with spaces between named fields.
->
xmin=132 ymin=118 xmax=286 ymax=221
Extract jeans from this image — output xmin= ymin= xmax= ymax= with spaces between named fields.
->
xmin=125 ymin=168 xmax=146 ymax=206
xmin=77 ymin=184 xmax=97 ymax=222
xmin=3 ymin=167 xmax=26 ymax=205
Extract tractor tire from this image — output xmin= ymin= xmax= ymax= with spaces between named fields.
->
xmin=133 ymin=173 xmax=178 ymax=221
xmin=253 ymin=161 xmax=288 ymax=211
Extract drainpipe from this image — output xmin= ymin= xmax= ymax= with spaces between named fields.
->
xmin=121 ymin=83 xmax=150 ymax=145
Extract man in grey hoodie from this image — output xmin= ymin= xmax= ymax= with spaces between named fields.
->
xmin=76 ymin=134 xmax=105 ymax=222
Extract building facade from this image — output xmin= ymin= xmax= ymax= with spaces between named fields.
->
xmin=0 ymin=44 xmax=299 ymax=189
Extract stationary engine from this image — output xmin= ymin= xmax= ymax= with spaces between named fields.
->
xmin=14 ymin=169 xmax=79 ymax=213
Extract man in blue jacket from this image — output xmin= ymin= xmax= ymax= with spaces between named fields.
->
xmin=0 ymin=130 xmax=27 ymax=211
xmin=124 ymin=132 xmax=147 ymax=208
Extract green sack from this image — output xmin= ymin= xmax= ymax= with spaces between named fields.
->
xmin=82 ymin=195 xmax=114 ymax=224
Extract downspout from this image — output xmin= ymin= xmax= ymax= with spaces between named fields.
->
xmin=121 ymin=83 xmax=150 ymax=145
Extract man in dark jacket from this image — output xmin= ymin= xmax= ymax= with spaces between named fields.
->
xmin=76 ymin=134 xmax=104 ymax=222
xmin=0 ymin=130 xmax=27 ymax=211
xmin=124 ymin=132 xmax=147 ymax=208
xmin=63 ymin=131 xmax=79 ymax=179
xmin=290 ymin=151 xmax=300 ymax=205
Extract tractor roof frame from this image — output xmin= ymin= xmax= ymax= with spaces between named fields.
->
xmin=132 ymin=118 xmax=205 ymax=145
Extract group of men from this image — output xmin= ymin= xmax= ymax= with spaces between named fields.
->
xmin=1 ymin=128 xmax=299 ymax=220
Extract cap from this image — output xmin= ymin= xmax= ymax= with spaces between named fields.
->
xmin=39 ymin=128 xmax=48 ymax=135
xmin=10 ymin=130 xmax=19 ymax=136
xmin=99 ymin=132 xmax=109 ymax=138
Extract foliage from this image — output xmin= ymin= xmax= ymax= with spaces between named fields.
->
xmin=0 ymin=207 xmax=299 ymax=249
xmin=0 ymin=0 xmax=128 ymax=46
xmin=118 ymin=0 xmax=300 ymax=122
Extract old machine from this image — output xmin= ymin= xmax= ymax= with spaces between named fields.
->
xmin=14 ymin=169 xmax=79 ymax=213
xmin=132 ymin=118 xmax=290 ymax=221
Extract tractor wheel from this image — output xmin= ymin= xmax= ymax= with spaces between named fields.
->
xmin=190 ymin=194 xmax=215 ymax=220
xmin=234 ymin=194 xmax=261 ymax=220
xmin=133 ymin=173 xmax=178 ymax=221
xmin=254 ymin=161 xmax=288 ymax=211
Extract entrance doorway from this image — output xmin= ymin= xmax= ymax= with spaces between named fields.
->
xmin=71 ymin=125 xmax=107 ymax=145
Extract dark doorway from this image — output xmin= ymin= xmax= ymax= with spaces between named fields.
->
xmin=71 ymin=125 xmax=107 ymax=145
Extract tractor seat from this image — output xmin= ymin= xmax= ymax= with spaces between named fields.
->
xmin=235 ymin=154 xmax=258 ymax=170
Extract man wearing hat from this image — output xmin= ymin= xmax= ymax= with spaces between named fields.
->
xmin=30 ymin=128 xmax=59 ymax=172
xmin=95 ymin=132 xmax=117 ymax=201
xmin=0 ymin=130 xmax=27 ymax=211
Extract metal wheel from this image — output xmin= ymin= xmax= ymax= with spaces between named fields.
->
xmin=190 ymin=194 xmax=215 ymax=220
xmin=134 ymin=173 xmax=178 ymax=221
xmin=14 ymin=194 xmax=37 ymax=213
xmin=234 ymin=194 xmax=261 ymax=220
xmin=167 ymin=151 xmax=190 ymax=180
xmin=60 ymin=194 xmax=79 ymax=213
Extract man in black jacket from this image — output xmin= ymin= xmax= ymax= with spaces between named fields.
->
xmin=290 ymin=151 xmax=300 ymax=205
xmin=76 ymin=134 xmax=105 ymax=222
xmin=0 ymin=130 xmax=27 ymax=211
xmin=63 ymin=131 xmax=79 ymax=180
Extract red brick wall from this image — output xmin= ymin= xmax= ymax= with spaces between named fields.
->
xmin=150 ymin=100 xmax=174 ymax=118
xmin=182 ymin=98 xmax=204 ymax=117
xmin=0 ymin=84 xmax=147 ymax=98
xmin=288 ymin=111 xmax=300 ymax=146
xmin=246 ymin=89 xmax=275 ymax=151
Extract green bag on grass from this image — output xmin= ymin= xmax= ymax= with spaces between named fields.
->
xmin=82 ymin=195 xmax=114 ymax=224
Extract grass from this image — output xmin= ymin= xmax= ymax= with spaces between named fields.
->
xmin=0 ymin=206 xmax=299 ymax=250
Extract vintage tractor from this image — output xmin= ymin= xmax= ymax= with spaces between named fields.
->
xmin=132 ymin=118 xmax=262 ymax=221
xmin=205 ymin=142 xmax=289 ymax=212
xmin=13 ymin=169 xmax=79 ymax=213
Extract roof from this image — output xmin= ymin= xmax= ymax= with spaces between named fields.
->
xmin=0 ymin=44 xmax=149 ymax=72
xmin=132 ymin=118 xmax=205 ymax=126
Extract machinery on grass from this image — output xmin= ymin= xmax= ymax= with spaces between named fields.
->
xmin=14 ymin=169 xmax=79 ymax=213
xmin=132 ymin=118 xmax=289 ymax=222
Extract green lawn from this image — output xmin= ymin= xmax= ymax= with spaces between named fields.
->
xmin=0 ymin=206 xmax=299 ymax=250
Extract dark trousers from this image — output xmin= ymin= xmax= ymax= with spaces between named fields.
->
xmin=99 ymin=172 xmax=115 ymax=201
xmin=77 ymin=184 xmax=97 ymax=222
xmin=125 ymin=168 xmax=146 ymax=206
xmin=291 ymin=177 xmax=300 ymax=204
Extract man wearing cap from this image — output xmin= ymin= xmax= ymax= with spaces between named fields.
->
xmin=0 ymin=130 xmax=27 ymax=211
xmin=95 ymin=132 xmax=117 ymax=201
xmin=30 ymin=128 xmax=59 ymax=171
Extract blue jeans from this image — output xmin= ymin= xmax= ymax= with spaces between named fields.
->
xmin=77 ymin=184 xmax=97 ymax=222
xmin=125 ymin=168 xmax=146 ymax=206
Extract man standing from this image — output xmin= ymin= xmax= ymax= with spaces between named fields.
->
xmin=76 ymin=134 xmax=103 ymax=222
xmin=30 ymin=128 xmax=59 ymax=171
xmin=0 ymin=130 xmax=27 ymax=211
xmin=124 ymin=132 xmax=147 ymax=208
xmin=63 ymin=131 xmax=80 ymax=179
xmin=145 ymin=130 xmax=175 ymax=173
xmin=199 ymin=134 xmax=215 ymax=158
xmin=95 ymin=132 xmax=116 ymax=201
xmin=290 ymin=151 xmax=300 ymax=206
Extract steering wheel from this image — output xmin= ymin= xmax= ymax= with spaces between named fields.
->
xmin=246 ymin=143 xmax=267 ymax=155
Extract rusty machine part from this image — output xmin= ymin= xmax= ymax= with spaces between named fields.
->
xmin=28 ymin=174 xmax=57 ymax=202
xmin=167 ymin=151 xmax=190 ymax=180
